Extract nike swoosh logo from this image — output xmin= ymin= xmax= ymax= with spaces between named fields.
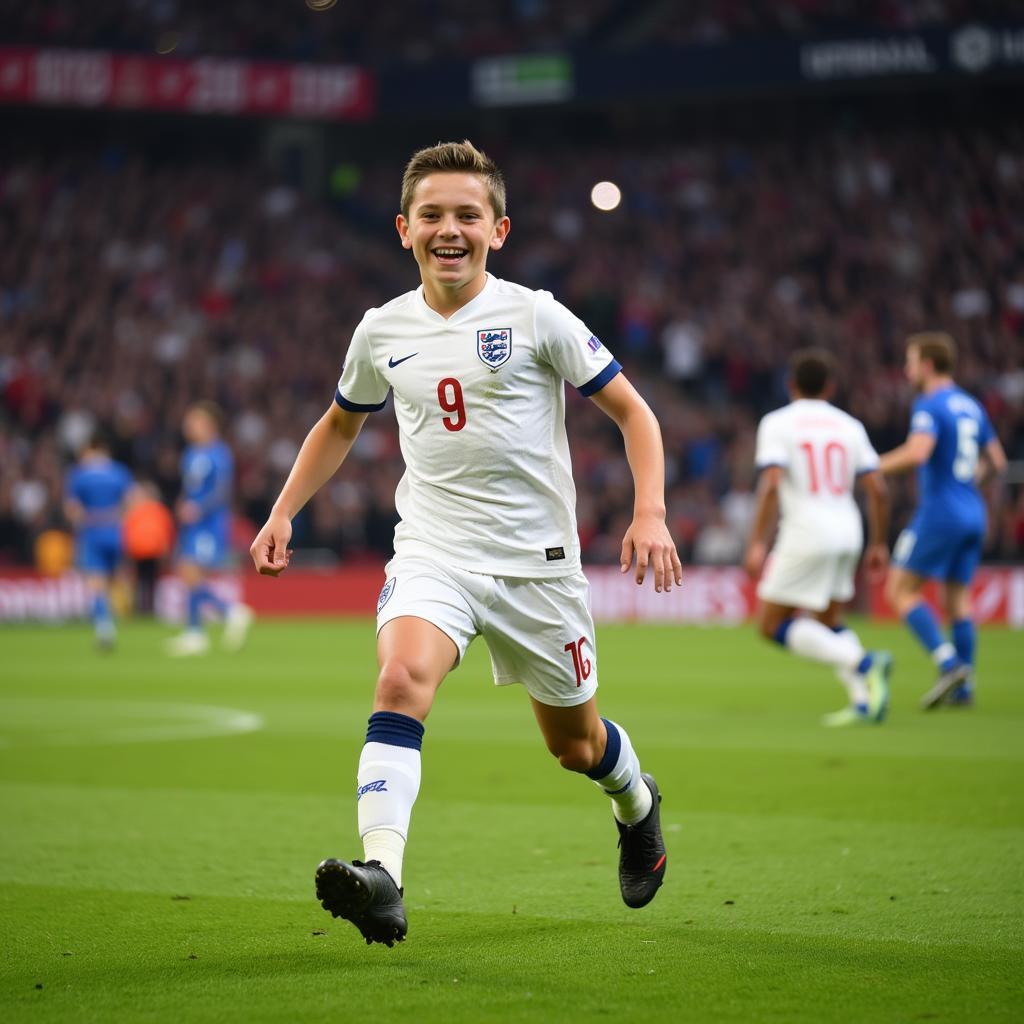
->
xmin=388 ymin=353 xmax=418 ymax=368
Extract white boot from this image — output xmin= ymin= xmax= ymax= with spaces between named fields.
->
xmin=165 ymin=629 xmax=210 ymax=657
xmin=223 ymin=604 xmax=254 ymax=651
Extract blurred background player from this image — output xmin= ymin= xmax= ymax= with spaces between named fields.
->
xmin=123 ymin=482 xmax=175 ymax=616
xmin=880 ymin=333 xmax=1007 ymax=710
xmin=745 ymin=350 xmax=891 ymax=727
xmin=63 ymin=434 xmax=134 ymax=649
xmin=165 ymin=402 xmax=253 ymax=656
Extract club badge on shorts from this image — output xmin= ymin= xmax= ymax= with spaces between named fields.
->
xmin=476 ymin=328 xmax=512 ymax=371
xmin=377 ymin=577 xmax=396 ymax=613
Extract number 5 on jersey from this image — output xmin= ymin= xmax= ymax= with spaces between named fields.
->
xmin=953 ymin=418 xmax=979 ymax=481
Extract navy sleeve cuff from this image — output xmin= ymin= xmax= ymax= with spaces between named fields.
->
xmin=335 ymin=389 xmax=386 ymax=412
xmin=578 ymin=359 xmax=622 ymax=397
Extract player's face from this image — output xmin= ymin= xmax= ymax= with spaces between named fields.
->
xmin=905 ymin=346 xmax=925 ymax=391
xmin=183 ymin=409 xmax=214 ymax=445
xmin=396 ymin=173 xmax=510 ymax=298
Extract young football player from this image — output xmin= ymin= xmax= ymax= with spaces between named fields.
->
xmin=879 ymin=333 xmax=1006 ymax=709
xmin=165 ymin=402 xmax=253 ymax=655
xmin=250 ymin=140 xmax=681 ymax=946
xmin=744 ymin=349 xmax=892 ymax=726
xmin=64 ymin=433 xmax=134 ymax=649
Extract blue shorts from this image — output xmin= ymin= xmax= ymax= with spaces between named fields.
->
xmin=892 ymin=515 xmax=983 ymax=584
xmin=77 ymin=529 xmax=123 ymax=576
xmin=178 ymin=525 xmax=227 ymax=569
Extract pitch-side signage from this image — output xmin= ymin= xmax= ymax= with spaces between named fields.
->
xmin=0 ymin=47 xmax=374 ymax=120
xmin=801 ymin=23 xmax=1024 ymax=81
xmin=2 ymin=567 xmax=1022 ymax=626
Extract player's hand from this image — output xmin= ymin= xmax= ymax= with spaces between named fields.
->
xmin=250 ymin=514 xmax=293 ymax=577
xmin=744 ymin=540 xmax=767 ymax=580
xmin=864 ymin=542 xmax=889 ymax=583
xmin=177 ymin=499 xmax=201 ymax=525
xmin=620 ymin=513 xmax=683 ymax=593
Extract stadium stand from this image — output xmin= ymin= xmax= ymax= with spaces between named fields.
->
xmin=1 ymin=106 xmax=1021 ymax=569
xmin=2 ymin=1 xmax=1021 ymax=62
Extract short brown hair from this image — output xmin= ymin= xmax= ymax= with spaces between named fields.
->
xmin=400 ymin=140 xmax=506 ymax=220
xmin=188 ymin=400 xmax=224 ymax=430
xmin=907 ymin=332 xmax=956 ymax=374
xmin=789 ymin=348 xmax=836 ymax=398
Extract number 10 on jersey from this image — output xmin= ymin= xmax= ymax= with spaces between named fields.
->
xmin=799 ymin=440 xmax=849 ymax=495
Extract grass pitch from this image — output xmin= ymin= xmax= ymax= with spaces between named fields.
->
xmin=1 ymin=617 xmax=1021 ymax=1023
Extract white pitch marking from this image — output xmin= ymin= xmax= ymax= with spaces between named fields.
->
xmin=0 ymin=699 xmax=264 ymax=748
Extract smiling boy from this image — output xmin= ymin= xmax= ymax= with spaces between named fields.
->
xmin=250 ymin=141 xmax=681 ymax=947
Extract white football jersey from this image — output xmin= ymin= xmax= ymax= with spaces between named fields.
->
xmin=336 ymin=274 xmax=620 ymax=577
xmin=755 ymin=399 xmax=879 ymax=551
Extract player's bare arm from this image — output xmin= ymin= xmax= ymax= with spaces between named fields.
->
xmin=878 ymin=431 xmax=935 ymax=475
xmin=743 ymin=465 xmax=782 ymax=579
xmin=977 ymin=436 xmax=1008 ymax=486
xmin=63 ymin=497 xmax=85 ymax=528
xmin=177 ymin=498 xmax=201 ymax=524
xmin=588 ymin=373 xmax=682 ymax=592
xmin=858 ymin=469 xmax=890 ymax=580
xmin=250 ymin=404 xmax=369 ymax=576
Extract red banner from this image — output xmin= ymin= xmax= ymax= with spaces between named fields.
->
xmin=866 ymin=566 xmax=1024 ymax=626
xmin=2 ymin=566 xmax=1022 ymax=626
xmin=0 ymin=47 xmax=373 ymax=120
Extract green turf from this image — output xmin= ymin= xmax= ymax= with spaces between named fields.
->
xmin=1 ymin=618 xmax=1022 ymax=1023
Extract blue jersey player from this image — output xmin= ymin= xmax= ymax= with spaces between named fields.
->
xmin=879 ymin=333 xmax=1006 ymax=709
xmin=64 ymin=435 xmax=134 ymax=649
xmin=165 ymin=402 xmax=253 ymax=656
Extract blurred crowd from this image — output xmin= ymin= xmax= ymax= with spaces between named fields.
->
xmin=1 ymin=115 xmax=1022 ymax=570
xmin=2 ymin=0 xmax=1020 ymax=64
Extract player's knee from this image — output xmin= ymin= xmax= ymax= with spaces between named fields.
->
xmin=756 ymin=607 xmax=780 ymax=640
xmin=179 ymin=563 xmax=202 ymax=587
xmin=550 ymin=737 xmax=601 ymax=774
xmin=945 ymin=592 xmax=971 ymax=621
xmin=375 ymin=658 xmax=431 ymax=710
xmin=884 ymin=572 xmax=905 ymax=610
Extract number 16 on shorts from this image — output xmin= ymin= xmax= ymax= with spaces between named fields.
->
xmin=564 ymin=636 xmax=591 ymax=687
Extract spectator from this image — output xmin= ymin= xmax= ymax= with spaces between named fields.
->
xmin=122 ymin=482 xmax=176 ymax=615
xmin=1 ymin=112 xmax=1021 ymax=569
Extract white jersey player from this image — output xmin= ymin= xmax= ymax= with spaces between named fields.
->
xmin=337 ymin=275 xmax=617 ymax=579
xmin=744 ymin=349 xmax=892 ymax=727
xmin=250 ymin=141 xmax=682 ymax=947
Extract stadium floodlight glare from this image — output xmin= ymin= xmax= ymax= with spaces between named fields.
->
xmin=590 ymin=181 xmax=622 ymax=211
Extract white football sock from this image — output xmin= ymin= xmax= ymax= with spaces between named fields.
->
xmin=361 ymin=828 xmax=408 ymax=887
xmin=357 ymin=740 xmax=421 ymax=888
xmin=835 ymin=667 xmax=870 ymax=707
xmin=833 ymin=628 xmax=870 ymax=705
xmin=586 ymin=719 xmax=653 ymax=826
xmin=833 ymin=627 xmax=865 ymax=662
xmin=784 ymin=618 xmax=862 ymax=670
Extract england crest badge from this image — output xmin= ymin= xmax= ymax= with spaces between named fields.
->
xmin=476 ymin=328 xmax=512 ymax=371
xmin=377 ymin=577 xmax=396 ymax=613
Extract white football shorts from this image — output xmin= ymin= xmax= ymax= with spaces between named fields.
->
xmin=375 ymin=554 xmax=598 ymax=707
xmin=757 ymin=541 xmax=861 ymax=611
